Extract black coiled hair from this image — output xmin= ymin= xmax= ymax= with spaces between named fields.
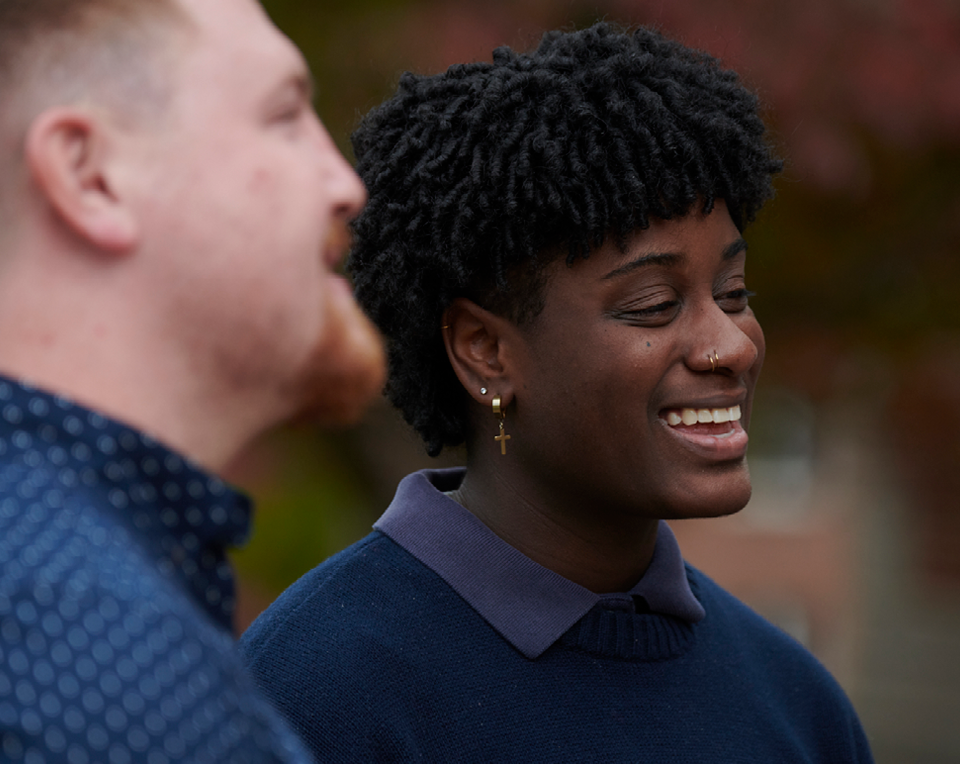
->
xmin=349 ymin=21 xmax=782 ymax=456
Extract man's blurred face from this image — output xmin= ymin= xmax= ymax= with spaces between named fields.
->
xmin=133 ymin=0 xmax=384 ymax=425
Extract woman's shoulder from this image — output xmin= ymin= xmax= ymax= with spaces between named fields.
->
xmin=686 ymin=564 xmax=854 ymax=696
xmin=687 ymin=565 xmax=808 ymax=647
xmin=240 ymin=529 xmax=463 ymax=660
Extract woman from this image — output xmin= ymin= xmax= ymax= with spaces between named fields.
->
xmin=242 ymin=22 xmax=873 ymax=763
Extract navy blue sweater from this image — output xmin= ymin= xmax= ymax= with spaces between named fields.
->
xmin=242 ymin=530 xmax=872 ymax=763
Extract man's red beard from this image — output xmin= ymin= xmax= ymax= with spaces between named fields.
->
xmin=291 ymin=272 xmax=386 ymax=427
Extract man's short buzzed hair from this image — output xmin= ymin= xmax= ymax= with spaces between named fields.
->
xmin=0 ymin=0 xmax=190 ymax=220
xmin=0 ymin=0 xmax=189 ymax=129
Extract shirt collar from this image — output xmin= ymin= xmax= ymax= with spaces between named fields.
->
xmin=374 ymin=467 xmax=705 ymax=659
xmin=0 ymin=375 xmax=251 ymax=629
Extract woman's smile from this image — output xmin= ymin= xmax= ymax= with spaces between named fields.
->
xmin=501 ymin=200 xmax=765 ymax=521
xmin=659 ymin=411 xmax=750 ymax=460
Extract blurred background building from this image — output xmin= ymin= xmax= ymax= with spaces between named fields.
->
xmin=228 ymin=1 xmax=960 ymax=760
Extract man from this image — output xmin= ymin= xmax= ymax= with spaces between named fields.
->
xmin=0 ymin=0 xmax=384 ymax=760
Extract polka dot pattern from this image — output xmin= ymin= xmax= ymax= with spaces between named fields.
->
xmin=0 ymin=378 xmax=315 ymax=763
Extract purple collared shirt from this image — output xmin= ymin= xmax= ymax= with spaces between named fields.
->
xmin=375 ymin=468 xmax=705 ymax=659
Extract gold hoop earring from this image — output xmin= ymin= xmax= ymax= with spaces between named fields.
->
xmin=492 ymin=395 xmax=510 ymax=455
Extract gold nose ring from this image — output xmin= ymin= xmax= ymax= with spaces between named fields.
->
xmin=708 ymin=351 xmax=720 ymax=372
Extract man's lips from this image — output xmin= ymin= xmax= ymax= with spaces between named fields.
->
xmin=323 ymin=222 xmax=352 ymax=269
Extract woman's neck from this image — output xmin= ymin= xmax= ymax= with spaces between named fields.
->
xmin=448 ymin=463 xmax=660 ymax=594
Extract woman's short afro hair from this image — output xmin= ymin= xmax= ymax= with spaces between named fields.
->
xmin=349 ymin=21 xmax=782 ymax=456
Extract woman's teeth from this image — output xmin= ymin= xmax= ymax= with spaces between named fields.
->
xmin=665 ymin=405 xmax=742 ymax=426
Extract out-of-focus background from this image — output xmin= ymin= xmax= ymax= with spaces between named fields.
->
xmin=229 ymin=1 xmax=960 ymax=761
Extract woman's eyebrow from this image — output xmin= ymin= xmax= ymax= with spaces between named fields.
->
xmin=601 ymin=252 xmax=681 ymax=281
xmin=722 ymin=238 xmax=748 ymax=260
xmin=600 ymin=238 xmax=748 ymax=281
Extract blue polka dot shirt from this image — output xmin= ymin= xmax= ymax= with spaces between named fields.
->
xmin=0 ymin=376 xmax=315 ymax=763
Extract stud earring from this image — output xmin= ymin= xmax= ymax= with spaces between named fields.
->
xmin=492 ymin=395 xmax=511 ymax=456
xmin=708 ymin=351 xmax=720 ymax=372
xmin=480 ymin=387 xmax=488 ymax=395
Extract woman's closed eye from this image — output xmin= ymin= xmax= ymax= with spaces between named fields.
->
xmin=716 ymin=288 xmax=755 ymax=313
xmin=614 ymin=299 xmax=681 ymax=326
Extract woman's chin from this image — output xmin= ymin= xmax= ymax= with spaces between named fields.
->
xmin=659 ymin=471 xmax=754 ymax=521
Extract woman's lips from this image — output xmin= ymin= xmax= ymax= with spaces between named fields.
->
xmin=659 ymin=404 xmax=749 ymax=460
xmin=665 ymin=404 xmax=741 ymax=426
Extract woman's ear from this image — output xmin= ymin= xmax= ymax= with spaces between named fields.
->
xmin=442 ymin=297 xmax=517 ymax=407
xmin=25 ymin=106 xmax=139 ymax=254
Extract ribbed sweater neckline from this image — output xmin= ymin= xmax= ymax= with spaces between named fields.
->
xmin=559 ymin=607 xmax=698 ymax=660
xmin=556 ymin=575 xmax=703 ymax=661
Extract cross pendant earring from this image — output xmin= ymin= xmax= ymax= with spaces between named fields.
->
xmin=492 ymin=395 xmax=511 ymax=456
xmin=495 ymin=418 xmax=511 ymax=455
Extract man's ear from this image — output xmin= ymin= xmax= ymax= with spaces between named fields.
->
xmin=441 ymin=297 xmax=518 ymax=407
xmin=25 ymin=107 xmax=139 ymax=253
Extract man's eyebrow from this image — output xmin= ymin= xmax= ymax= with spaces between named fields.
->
xmin=266 ymin=68 xmax=315 ymax=108
xmin=601 ymin=252 xmax=681 ymax=281
xmin=294 ymin=68 xmax=315 ymax=101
